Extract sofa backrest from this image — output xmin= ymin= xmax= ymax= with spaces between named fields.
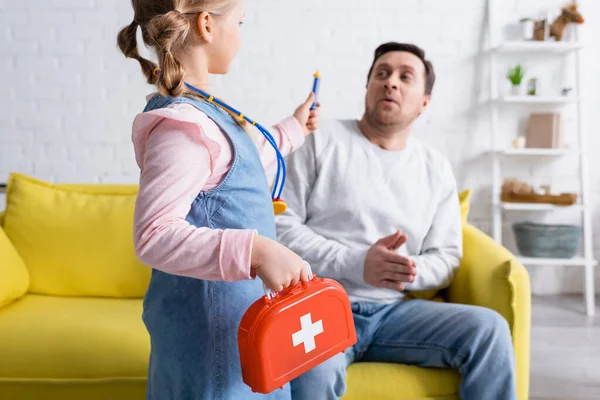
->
xmin=2 ymin=173 xmax=150 ymax=298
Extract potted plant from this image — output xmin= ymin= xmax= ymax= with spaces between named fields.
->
xmin=506 ymin=64 xmax=525 ymax=96
xmin=520 ymin=17 xmax=535 ymax=40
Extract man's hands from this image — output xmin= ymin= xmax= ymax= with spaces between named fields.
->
xmin=363 ymin=230 xmax=416 ymax=291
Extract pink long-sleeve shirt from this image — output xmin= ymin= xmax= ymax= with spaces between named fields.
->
xmin=132 ymin=95 xmax=305 ymax=282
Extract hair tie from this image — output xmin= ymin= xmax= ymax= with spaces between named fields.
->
xmin=164 ymin=49 xmax=171 ymax=54
xmin=153 ymin=67 xmax=161 ymax=76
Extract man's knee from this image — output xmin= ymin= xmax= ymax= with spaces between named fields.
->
xmin=466 ymin=307 xmax=512 ymax=346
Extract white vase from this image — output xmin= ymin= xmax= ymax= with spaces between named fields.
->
xmin=520 ymin=20 xmax=535 ymax=41
xmin=511 ymin=85 xmax=521 ymax=96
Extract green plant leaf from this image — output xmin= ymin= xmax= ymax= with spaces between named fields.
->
xmin=506 ymin=64 xmax=525 ymax=85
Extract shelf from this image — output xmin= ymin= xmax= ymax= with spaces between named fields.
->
xmin=494 ymin=148 xmax=573 ymax=156
xmin=517 ymin=256 xmax=597 ymax=267
xmin=488 ymin=1 xmax=595 ymax=316
xmin=494 ymin=41 xmax=583 ymax=53
xmin=500 ymin=96 xmax=579 ymax=104
xmin=500 ymin=202 xmax=584 ymax=211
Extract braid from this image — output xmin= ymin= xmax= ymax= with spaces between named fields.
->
xmin=146 ymin=10 xmax=190 ymax=97
xmin=117 ymin=20 xmax=158 ymax=85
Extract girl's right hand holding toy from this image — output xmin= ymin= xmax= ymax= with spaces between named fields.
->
xmin=251 ymin=234 xmax=310 ymax=292
xmin=293 ymin=92 xmax=321 ymax=136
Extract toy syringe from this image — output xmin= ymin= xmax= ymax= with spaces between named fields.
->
xmin=310 ymin=70 xmax=321 ymax=110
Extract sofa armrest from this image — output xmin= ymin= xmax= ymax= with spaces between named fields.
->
xmin=448 ymin=223 xmax=531 ymax=400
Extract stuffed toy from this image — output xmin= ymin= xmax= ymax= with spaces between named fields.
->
xmin=534 ymin=2 xmax=584 ymax=41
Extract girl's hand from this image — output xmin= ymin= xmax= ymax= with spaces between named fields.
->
xmin=293 ymin=92 xmax=321 ymax=136
xmin=251 ymin=234 xmax=309 ymax=292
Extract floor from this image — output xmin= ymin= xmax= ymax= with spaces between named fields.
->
xmin=530 ymin=295 xmax=600 ymax=400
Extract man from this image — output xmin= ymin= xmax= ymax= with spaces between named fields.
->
xmin=278 ymin=43 xmax=517 ymax=400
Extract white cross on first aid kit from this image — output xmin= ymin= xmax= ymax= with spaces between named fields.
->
xmin=292 ymin=313 xmax=324 ymax=353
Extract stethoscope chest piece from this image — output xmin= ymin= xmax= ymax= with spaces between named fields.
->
xmin=273 ymin=198 xmax=287 ymax=215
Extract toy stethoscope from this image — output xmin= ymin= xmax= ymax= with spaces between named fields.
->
xmin=183 ymin=82 xmax=289 ymax=214
xmin=154 ymin=69 xmax=320 ymax=215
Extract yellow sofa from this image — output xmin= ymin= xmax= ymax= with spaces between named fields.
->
xmin=0 ymin=173 xmax=531 ymax=400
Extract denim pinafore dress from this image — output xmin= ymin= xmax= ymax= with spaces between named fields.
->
xmin=141 ymin=95 xmax=291 ymax=400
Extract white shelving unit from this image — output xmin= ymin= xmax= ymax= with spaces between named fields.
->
xmin=517 ymin=256 xmax=589 ymax=267
xmin=488 ymin=1 xmax=596 ymax=316
xmin=494 ymin=41 xmax=583 ymax=53
xmin=493 ymin=148 xmax=574 ymax=156
xmin=500 ymin=96 xmax=580 ymax=104
xmin=500 ymin=203 xmax=585 ymax=212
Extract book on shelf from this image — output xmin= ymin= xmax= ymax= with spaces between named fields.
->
xmin=526 ymin=113 xmax=563 ymax=149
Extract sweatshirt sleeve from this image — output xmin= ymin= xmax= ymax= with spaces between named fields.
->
xmin=275 ymin=134 xmax=368 ymax=285
xmin=133 ymin=115 xmax=256 ymax=282
xmin=403 ymin=164 xmax=463 ymax=291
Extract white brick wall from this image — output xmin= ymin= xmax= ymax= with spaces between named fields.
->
xmin=1 ymin=0 xmax=599 ymax=295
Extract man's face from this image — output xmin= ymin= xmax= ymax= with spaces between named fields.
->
xmin=365 ymin=51 xmax=430 ymax=129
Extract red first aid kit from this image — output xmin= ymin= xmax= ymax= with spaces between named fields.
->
xmin=238 ymin=263 xmax=357 ymax=394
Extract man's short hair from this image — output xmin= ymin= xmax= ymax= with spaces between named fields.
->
xmin=367 ymin=42 xmax=435 ymax=95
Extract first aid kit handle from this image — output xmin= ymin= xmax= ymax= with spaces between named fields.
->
xmin=263 ymin=261 xmax=313 ymax=300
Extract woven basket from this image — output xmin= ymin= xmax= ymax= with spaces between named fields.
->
xmin=513 ymin=222 xmax=581 ymax=259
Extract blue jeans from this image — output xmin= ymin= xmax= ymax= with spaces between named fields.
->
xmin=291 ymin=299 xmax=517 ymax=400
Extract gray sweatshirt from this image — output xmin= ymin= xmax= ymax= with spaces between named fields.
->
xmin=275 ymin=119 xmax=462 ymax=304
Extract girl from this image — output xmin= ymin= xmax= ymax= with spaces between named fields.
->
xmin=117 ymin=0 xmax=320 ymax=398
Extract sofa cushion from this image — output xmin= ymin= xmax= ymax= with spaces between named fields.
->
xmin=0 ymin=297 xmax=462 ymax=400
xmin=344 ymin=362 xmax=459 ymax=400
xmin=0 ymin=225 xmax=29 ymax=307
xmin=3 ymin=173 xmax=150 ymax=298
xmin=0 ymin=294 xmax=149 ymax=380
